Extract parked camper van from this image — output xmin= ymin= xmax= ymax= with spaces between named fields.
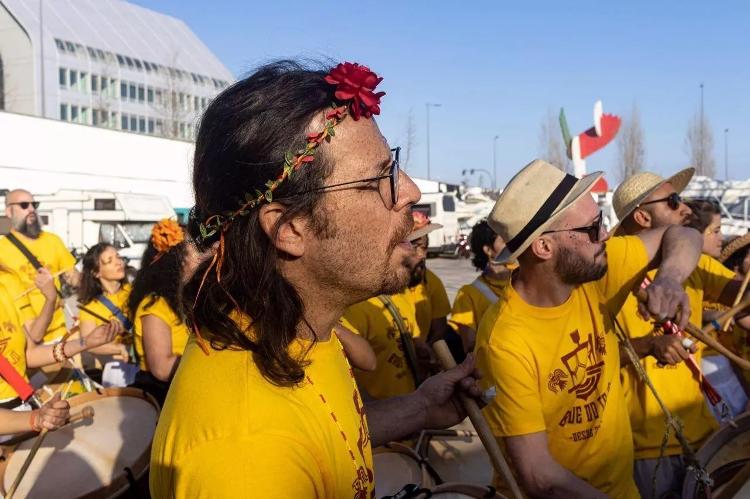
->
xmin=413 ymin=192 xmax=460 ymax=256
xmin=0 ymin=190 xmax=176 ymax=269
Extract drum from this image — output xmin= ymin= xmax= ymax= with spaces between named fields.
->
xmin=418 ymin=419 xmax=492 ymax=485
xmin=0 ymin=387 xmax=159 ymax=498
xmin=412 ymin=482 xmax=506 ymax=498
xmin=683 ymin=411 xmax=750 ymax=498
xmin=374 ymin=442 xmax=434 ymax=498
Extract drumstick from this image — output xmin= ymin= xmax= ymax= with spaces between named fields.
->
xmin=5 ymin=381 xmax=77 ymax=498
xmin=635 ymin=290 xmax=750 ymax=370
xmin=14 ymin=268 xmax=72 ymax=300
xmin=66 ymin=406 xmax=94 ymax=425
xmin=721 ymin=271 xmax=750 ymax=333
xmin=702 ymin=294 xmax=750 ymax=336
xmin=432 ymin=340 xmax=524 ymax=499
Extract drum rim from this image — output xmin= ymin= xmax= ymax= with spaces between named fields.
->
xmin=0 ymin=387 xmax=160 ymax=498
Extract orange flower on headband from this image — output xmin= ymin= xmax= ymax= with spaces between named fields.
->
xmin=412 ymin=211 xmax=430 ymax=231
xmin=151 ymin=219 xmax=184 ymax=255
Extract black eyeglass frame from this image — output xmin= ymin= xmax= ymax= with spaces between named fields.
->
xmin=284 ymin=147 xmax=400 ymax=207
xmin=7 ymin=201 xmax=40 ymax=210
xmin=639 ymin=192 xmax=682 ymax=211
xmin=541 ymin=210 xmax=604 ymax=244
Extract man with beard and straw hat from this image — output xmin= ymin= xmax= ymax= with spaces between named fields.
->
xmin=150 ymin=60 xmax=483 ymax=498
xmin=475 ymin=159 xmax=705 ymax=498
xmin=0 ymin=190 xmax=79 ymax=344
xmin=341 ymin=210 xmax=446 ymax=399
xmin=612 ymin=167 xmax=750 ymax=498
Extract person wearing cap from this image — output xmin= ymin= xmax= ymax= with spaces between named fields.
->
xmin=451 ymin=220 xmax=515 ymax=354
xmin=475 ymin=159 xmax=704 ymax=498
xmin=403 ymin=211 xmax=452 ymax=343
xmin=612 ymin=168 xmax=750 ymax=498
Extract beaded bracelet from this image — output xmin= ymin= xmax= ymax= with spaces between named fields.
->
xmin=52 ymin=341 xmax=68 ymax=363
xmin=29 ymin=410 xmax=41 ymax=432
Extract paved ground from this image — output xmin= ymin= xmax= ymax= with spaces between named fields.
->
xmin=426 ymin=256 xmax=478 ymax=303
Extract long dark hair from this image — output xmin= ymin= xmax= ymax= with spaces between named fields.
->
xmin=184 ymin=60 xmax=338 ymax=387
xmin=470 ymin=220 xmax=498 ymax=271
xmin=687 ymin=199 xmax=721 ymax=233
xmin=78 ymin=243 xmax=128 ymax=304
xmin=128 ymin=240 xmax=186 ymax=324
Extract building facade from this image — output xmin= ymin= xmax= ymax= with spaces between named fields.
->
xmin=0 ymin=0 xmax=233 ymax=140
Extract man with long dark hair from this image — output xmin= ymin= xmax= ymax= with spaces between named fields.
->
xmin=151 ymin=61 xmax=482 ymax=498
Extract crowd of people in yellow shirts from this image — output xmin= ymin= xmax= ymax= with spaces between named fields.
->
xmin=3 ymin=60 xmax=750 ymax=499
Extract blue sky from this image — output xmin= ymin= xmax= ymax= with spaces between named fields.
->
xmin=134 ymin=0 xmax=750 ymax=188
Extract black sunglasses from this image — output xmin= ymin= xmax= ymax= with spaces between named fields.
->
xmin=8 ymin=201 xmax=40 ymax=210
xmin=286 ymin=147 xmax=400 ymax=207
xmin=542 ymin=210 xmax=604 ymax=243
xmin=640 ymin=192 xmax=682 ymax=211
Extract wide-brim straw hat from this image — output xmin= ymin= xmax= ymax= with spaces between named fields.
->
xmin=489 ymin=159 xmax=603 ymax=264
xmin=719 ymin=232 xmax=750 ymax=263
xmin=612 ymin=167 xmax=695 ymax=223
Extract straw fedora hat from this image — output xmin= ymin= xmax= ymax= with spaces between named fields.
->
xmin=719 ymin=233 xmax=750 ymax=263
xmin=409 ymin=211 xmax=442 ymax=241
xmin=612 ymin=167 xmax=695 ymax=222
xmin=488 ymin=159 xmax=603 ymax=263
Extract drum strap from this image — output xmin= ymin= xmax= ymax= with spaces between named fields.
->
xmin=96 ymin=294 xmax=133 ymax=331
xmin=378 ymin=295 xmax=423 ymax=387
xmin=471 ymin=277 xmax=499 ymax=304
xmin=5 ymin=233 xmax=64 ymax=299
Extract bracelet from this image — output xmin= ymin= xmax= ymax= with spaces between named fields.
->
xmin=29 ymin=410 xmax=42 ymax=432
xmin=52 ymin=341 xmax=68 ymax=363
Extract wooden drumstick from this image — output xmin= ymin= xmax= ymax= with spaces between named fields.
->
xmin=432 ymin=340 xmax=523 ymax=499
xmin=703 ymin=294 xmax=750 ymax=336
xmin=14 ymin=268 xmax=72 ymax=300
xmin=635 ymin=289 xmax=750 ymax=370
xmin=721 ymin=271 xmax=750 ymax=333
xmin=67 ymin=406 xmax=94 ymax=425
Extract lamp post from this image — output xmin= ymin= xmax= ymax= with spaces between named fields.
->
xmin=425 ymin=103 xmax=441 ymax=180
xmin=724 ymin=128 xmax=729 ymax=181
xmin=492 ymin=135 xmax=499 ymax=190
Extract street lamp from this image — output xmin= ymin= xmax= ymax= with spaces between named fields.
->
xmin=425 ymin=103 xmax=441 ymax=180
xmin=492 ymin=135 xmax=499 ymax=190
xmin=724 ymin=128 xmax=729 ymax=181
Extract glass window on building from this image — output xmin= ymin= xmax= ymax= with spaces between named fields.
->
xmin=59 ymin=103 xmax=68 ymax=121
xmin=110 ymin=111 xmax=117 ymax=128
xmin=121 ymin=114 xmax=128 ymax=130
xmin=134 ymin=59 xmax=142 ymax=70
xmin=117 ymin=54 xmax=125 ymax=66
xmin=65 ymin=41 xmax=75 ymax=52
xmin=125 ymin=56 xmax=134 ymax=69
xmin=71 ymin=105 xmax=79 ymax=122
xmin=148 ymin=119 xmax=154 ymax=134
xmin=193 ymin=96 xmax=199 ymax=110
xmin=79 ymin=72 xmax=88 ymax=92
xmin=100 ymin=77 xmax=108 ymax=94
xmin=147 ymin=87 xmax=154 ymax=103
xmin=156 ymin=120 xmax=163 ymax=135
xmin=87 ymin=47 xmax=96 ymax=59
xmin=58 ymin=67 xmax=66 ymax=87
xmin=109 ymin=79 xmax=117 ymax=98
xmin=155 ymin=89 xmax=163 ymax=105
xmin=92 ymin=108 xmax=99 ymax=126
xmin=97 ymin=49 xmax=105 ymax=59
xmin=69 ymin=70 xmax=78 ymax=88
xmin=75 ymin=43 xmax=84 ymax=56
xmin=138 ymin=85 xmax=145 ymax=103
xmin=130 ymin=116 xmax=137 ymax=131
xmin=55 ymin=39 xmax=65 ymax=52
xmin=139 ymin=117 xmax=146 ymax=132
xmin=91 ymin=74 xmax=98 ymax=93
xmin=129 ymin=84 xmax=136 ymax=101
xmin=121 ymin=82 xmax=127 ymax=99
xmin=81 ymin=107 xmax=89 ymax=124
xmin=179 ymin=122 xmax=186 ymax=138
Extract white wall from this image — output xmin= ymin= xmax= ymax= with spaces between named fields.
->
xmin=0 ymin=110 xmax=194 ymax=207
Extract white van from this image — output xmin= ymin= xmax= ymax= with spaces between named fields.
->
xmin=413 ymin=192 xmax=460 ymax=256
xmin=0 ymin=189 xmax=176 ymax=269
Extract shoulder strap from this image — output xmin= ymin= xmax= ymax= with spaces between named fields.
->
xmin=96 ymin=294 xmax=133 ymax=331
xmin=471 ymin=277 xmax=499 ymax=304
xmin=5 ymin=233 xmax=43 ymax=269
xmin=377 ymin=295 xmax=422 ymax=386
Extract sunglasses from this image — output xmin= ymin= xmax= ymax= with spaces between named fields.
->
xmin=7 ymin=201 xmax=40 ymax=210
xmin=542 ymin=210 xmax=604 ymax=244
xmin=640 ymin=192 xmax=682 ymax=211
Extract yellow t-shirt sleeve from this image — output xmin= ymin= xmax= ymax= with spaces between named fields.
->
xmin=598 ymin=236 xmax=649 ymax=314
xmin=341 ymin=303 xmax=371 ymax=339
xmin=697 ymin=254 xmax=736 ymax=303
xmin=427 ymin=270 xmax=451 ymax=319
xmin=48 ymin=233 xmax=76 ymax=270
xmin=167 ymin=435 xmax=322 ymax=498
xmin=479 ymin=338 xmax=546 ymax=436
xmin=141 ymin=297 xmax=176 ymax=327
xmin=451 ymin=285 xmax=480 ymax=331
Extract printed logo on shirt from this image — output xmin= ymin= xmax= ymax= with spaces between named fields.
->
xmin=352 ymin=382 xmax=374 ymax=499
xmin=559 ymin=330 xmax=606 ymax=401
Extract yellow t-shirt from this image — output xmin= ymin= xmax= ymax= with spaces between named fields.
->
xmin=0 ymin=284 xmax=30 ymax=400
xmin=475 ymin=236 xmax=647 ymax=499
xmin=451 ymin=272 xmax=511 ymax=333
xmin=342 ymin=292 xmax=418 ymax=400
xmin=404 ymin=269 xmax=451 ymax=340
xmin=618 ymin=254 xmax=734 ymax=459
xmin=0 ymin=231 xmax=75 ymax=343
xmin=150 ymin=329 xmax=375 ymax=499
xmin=134 ymin=295 xmax=190 ymax=372
xmin=79 ymin=284 xmax=132 ymax=328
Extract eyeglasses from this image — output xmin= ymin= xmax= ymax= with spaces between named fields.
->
xmin=286 ymin=147 xmax=400 ymax=208
xmin=7 ymin=201 xmax=40 ymax=210
xmin=640 ymin=192 xmax=682 ymax=211
xmin=542 ymin=210 xmax=604 ymax=244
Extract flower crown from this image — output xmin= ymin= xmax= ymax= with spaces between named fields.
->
xmin=151 ymin=218 xmax=184 ymax=263
xmin=196 ymin=62 xmax=386 ymax=244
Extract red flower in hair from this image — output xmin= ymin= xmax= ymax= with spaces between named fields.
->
xmin=324 ymin=63 xmax=385 ymax=120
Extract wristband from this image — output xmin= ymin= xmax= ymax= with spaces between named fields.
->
xmin=29 ymin=410 xmax=42 ymax=432
xmin=711 ymin=320 xmax=722 ymax=332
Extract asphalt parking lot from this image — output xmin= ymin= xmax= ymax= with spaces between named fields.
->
xmin=426 ymin=255 xmax=478 ymax=304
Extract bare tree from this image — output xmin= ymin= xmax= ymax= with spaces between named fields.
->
xmin=150 ymin=51 xmax=191 ymax=139
xmin=402 ymin=108 xmax=417 ymax=170
xmin=616 ymin=103 xmax=646 ymax=182
xmin=685 ymin=110 xmax=715 ymax=177
xmin=538 ymin=108 xmax=571 ymax=172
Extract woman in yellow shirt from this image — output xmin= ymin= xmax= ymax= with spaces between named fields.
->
xmin=77 ymin=243 xmax=132 ymax=364
xmin=128 ymin=220 xmax=199 ymax=405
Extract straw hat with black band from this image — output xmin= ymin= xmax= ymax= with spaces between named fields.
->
xmin=611 ymin=167 xmax=695 ymax=229
xmin=720 ymin=233 xmax=750 ymax=264
xmin=488 ymin=159 xmax=603 ymax=264
xmin=409 ymin=211 xmax=443 ymax=242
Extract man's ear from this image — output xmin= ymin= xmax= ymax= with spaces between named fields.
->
xmin=258 ymin=203 xmax=305 ymax=257
xmin=632 ymin=208 xmax=652 ymax=229
xmin=528 ymin=235 xmax=554 ymax=262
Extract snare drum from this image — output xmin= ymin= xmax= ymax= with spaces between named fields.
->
xmin=683 ymin=411 xmax=750 ymax=498
xmin=419 ymin=419 xmax=493 ymax=485
xmin=0 ymin=387 xmax=159 ymax=498
xmin=374 ymin=442 xmax=434 ymax=498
